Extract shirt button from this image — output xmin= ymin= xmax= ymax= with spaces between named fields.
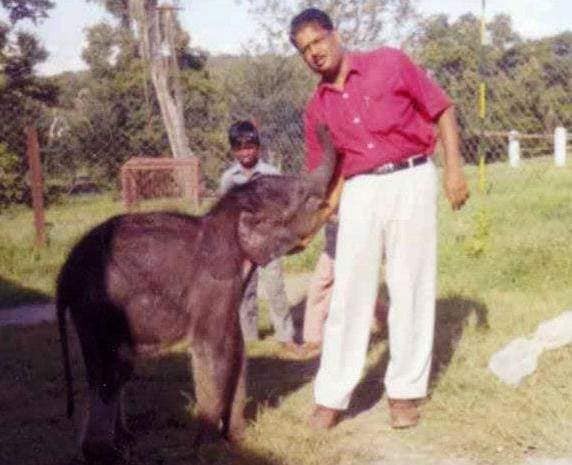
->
xmin=353 ymin=116 xmax=361 ymax=124
xmin=367 ymin=142 xmax=375 ymax=150
xmin=342 ymin=93 xmax=349 ymax=99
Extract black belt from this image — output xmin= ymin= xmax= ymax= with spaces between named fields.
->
xmin=358 ymin=155 xmax=428 ymax=177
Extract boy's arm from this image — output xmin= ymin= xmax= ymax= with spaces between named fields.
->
xmin=218 ymin=170 xmax=233 ymax=196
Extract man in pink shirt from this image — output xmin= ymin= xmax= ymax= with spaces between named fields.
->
xmin=290 ymin=8 xmax=469 ymax=430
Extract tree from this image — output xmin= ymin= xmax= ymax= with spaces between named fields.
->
xmin=487 ymin=13 xmax=521 ymax=51
xmin=219 ymin=53 xmax=313 ymax=173
xmin=42 ymin=3 xmax=228 ymax=190
xmin=0 ymin=0 xmax=57 ymax=206
xmin=43 ymin=58 xmax=169 ymax=184
xmin=493 ymin=33 xmax=571 ymax=135
xmin=0 ymin=0 xmax=57 ymax=104
xmin=239 ymin=0 xmax=418 ymax=52
xmin=1 ymin=0 xmax=53 ymax=24
xmin=129 ymin=0 xmax=193 ymax=159
xmin=87 ymin=0 xmax=196 ymax=160
xmin=81 ymin=22 xmax=122 ymax=79
xmin=409 ymin=13 xmax=570 ymax=162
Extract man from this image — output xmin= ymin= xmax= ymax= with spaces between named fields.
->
xmin=289 ymin=8 xmax=470 ymax=429
xmin=300 ymin=219 xmax=338 ymax=356
xmin=219 ymin=120 xmax=302 ymax=355
xmin=301 ymin=218 xmax=387 ymax=358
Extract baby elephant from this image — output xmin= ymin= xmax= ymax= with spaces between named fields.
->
xmin=56 ymin=126 xmax=337 ymax=462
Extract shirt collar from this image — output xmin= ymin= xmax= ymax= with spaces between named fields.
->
xmin=230 ymin=160 xmax=264 ymax=176
xmin=317 ymin=52 xmax=362 ymax=95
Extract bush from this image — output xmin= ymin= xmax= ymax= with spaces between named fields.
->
xmin=0 ymin=143 xmax=26 ymax=207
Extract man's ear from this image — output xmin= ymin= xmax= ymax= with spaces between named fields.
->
xmin=333 ymin=30 xmax=342 ymax=45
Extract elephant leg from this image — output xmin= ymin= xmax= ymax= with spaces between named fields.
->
xmin=81 ymin=386 xmax=122 ymax=462
xmin=191 ymin=332 xmax=245 ymax=446
xmin=76 ymin=321 xmax=131 ymax=462
xmin=226 ymin=348 xmax=247 ymax=443
xmin=191 ymin=346 xmax=227 ymax=445
xmin=113 ymin=347 xmax=135 ymax=448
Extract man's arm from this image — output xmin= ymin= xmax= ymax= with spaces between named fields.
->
xmin=303 ymin=102 xmax=326 ymax=172
xmin=437 ymin=106 xmax=470 ymax=210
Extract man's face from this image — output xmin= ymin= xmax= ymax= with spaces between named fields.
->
xmin=232 ymin=142 xmax=260 ymax=169
xmin=294 ymin=23 xmax=343 ymax=80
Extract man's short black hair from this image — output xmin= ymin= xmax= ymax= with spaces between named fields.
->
xmin=289 ymin=8 xmax=334 ymax=47
xmin=228 ymin=120 xmax=260 ymax=149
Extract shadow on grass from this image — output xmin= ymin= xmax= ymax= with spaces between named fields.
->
xmin=0 ymin=275 xmax=50 ymax=310
xmin=129 ymin=347 xmax=320 ymax=435
xmin=0 ymin=319 xmax=319 ymax=465
xmin=1 ymin=294 xmax=488 ymax=463
xmin=289 ymin=298 xmax=307 ymax=344
xmin=431 ymin=295 xmax=489 ymax=384
xmin=246 ymin=354 xmax=319 ymax=416
xmin=346 ymin=294 xmax=489 ymax=418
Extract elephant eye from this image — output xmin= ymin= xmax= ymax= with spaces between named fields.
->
xmin=305 ymin=195 xmax=324 ymax=211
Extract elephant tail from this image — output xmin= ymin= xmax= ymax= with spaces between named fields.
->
xmin=56 ymin=290 xmax=74 ymax=418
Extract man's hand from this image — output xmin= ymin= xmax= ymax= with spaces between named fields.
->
xmin=437 ymin=107 xmax=469 ymax=210
xmin=443 ymin=167 xmax=469 ymax=210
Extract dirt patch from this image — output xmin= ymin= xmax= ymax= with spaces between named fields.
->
xmin=0 ymin=302 xmax=55 ymax=326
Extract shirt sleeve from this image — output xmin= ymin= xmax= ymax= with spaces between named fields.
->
xmin=397 ymin=50 xmax=452 ymax=121
xmin=260 ymin=162 xmax=280 ymax=176
xmin=304 ymin=101 xmax=324 ymax=172
xmin=218 ymin=170 xmax=233 ymax=196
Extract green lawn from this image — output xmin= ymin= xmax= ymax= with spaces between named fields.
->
xmin=0 ymin=160 xmax=571 ymax=464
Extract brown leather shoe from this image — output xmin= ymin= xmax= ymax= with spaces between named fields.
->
xmin=388 ymin=398 xmax=420 ymax=429
xmin=308 ymin=405 xmax=341 ymax=430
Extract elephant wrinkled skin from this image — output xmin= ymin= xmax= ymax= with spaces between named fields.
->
xmin=56 ymin=126 xmax=338 ymax=463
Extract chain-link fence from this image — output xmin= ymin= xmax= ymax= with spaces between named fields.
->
xmin=0 ymin=19 xmax=570 ymax=213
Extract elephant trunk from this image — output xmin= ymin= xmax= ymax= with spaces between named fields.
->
xmin=307 ymin=124 xmax=337 ymax=195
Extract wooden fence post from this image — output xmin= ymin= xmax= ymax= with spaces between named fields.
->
xmin=25 ymin=126 xmax=46 ymax=247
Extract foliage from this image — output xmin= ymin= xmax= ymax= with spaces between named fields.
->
xmin=239 ymin=0 xmax=417 ymax=52
xmin=215 ymin=53 xmax=314 ymax=173
xmin=0 ymin=0 xmax=58 ymax=206
xmin=39 ymin=11 xmax=228 ymax=190
xmin=410 ymin=14 xmax=571 ymax=162
xmin=87 ymin=0 xmax=129 ymax=27
xmin=0 ymin=142 xmax=25 ymax=206
xmin=1 ymin=0 xmax=53 ymax=23
xmin=181 ymin=69 xmax=229 ymax=187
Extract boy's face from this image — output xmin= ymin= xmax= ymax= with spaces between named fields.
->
xmin=232 ymin=142 xmax=260 ymax=169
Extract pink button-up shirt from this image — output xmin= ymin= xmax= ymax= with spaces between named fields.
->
xmin=304 ymin=47 xmax=452 ymax=178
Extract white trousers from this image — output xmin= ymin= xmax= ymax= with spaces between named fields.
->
xmin=314 ymin=160 xmax=437 ymax=409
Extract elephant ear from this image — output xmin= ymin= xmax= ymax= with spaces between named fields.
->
xmin=237 ymin=210 xmax=296 ymax=266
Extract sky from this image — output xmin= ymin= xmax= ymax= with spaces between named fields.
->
xmin=2 ymin=0 xmax=571 ymax=76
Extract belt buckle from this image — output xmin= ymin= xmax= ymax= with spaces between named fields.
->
xmin=409 ymin=155 xmax=426 ymax=167
xmin=377 ymin=162 xmax=394 ymax=174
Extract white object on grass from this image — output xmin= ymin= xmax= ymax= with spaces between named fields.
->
xmin=488 ymin=310 xmax=572 ymax=386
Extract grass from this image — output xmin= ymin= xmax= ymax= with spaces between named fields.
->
xmin=1 ymin=160 xmax=571 ymax=464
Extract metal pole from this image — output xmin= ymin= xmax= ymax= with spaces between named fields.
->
xmin=477 ymin=0 xmax=487 ymax=193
